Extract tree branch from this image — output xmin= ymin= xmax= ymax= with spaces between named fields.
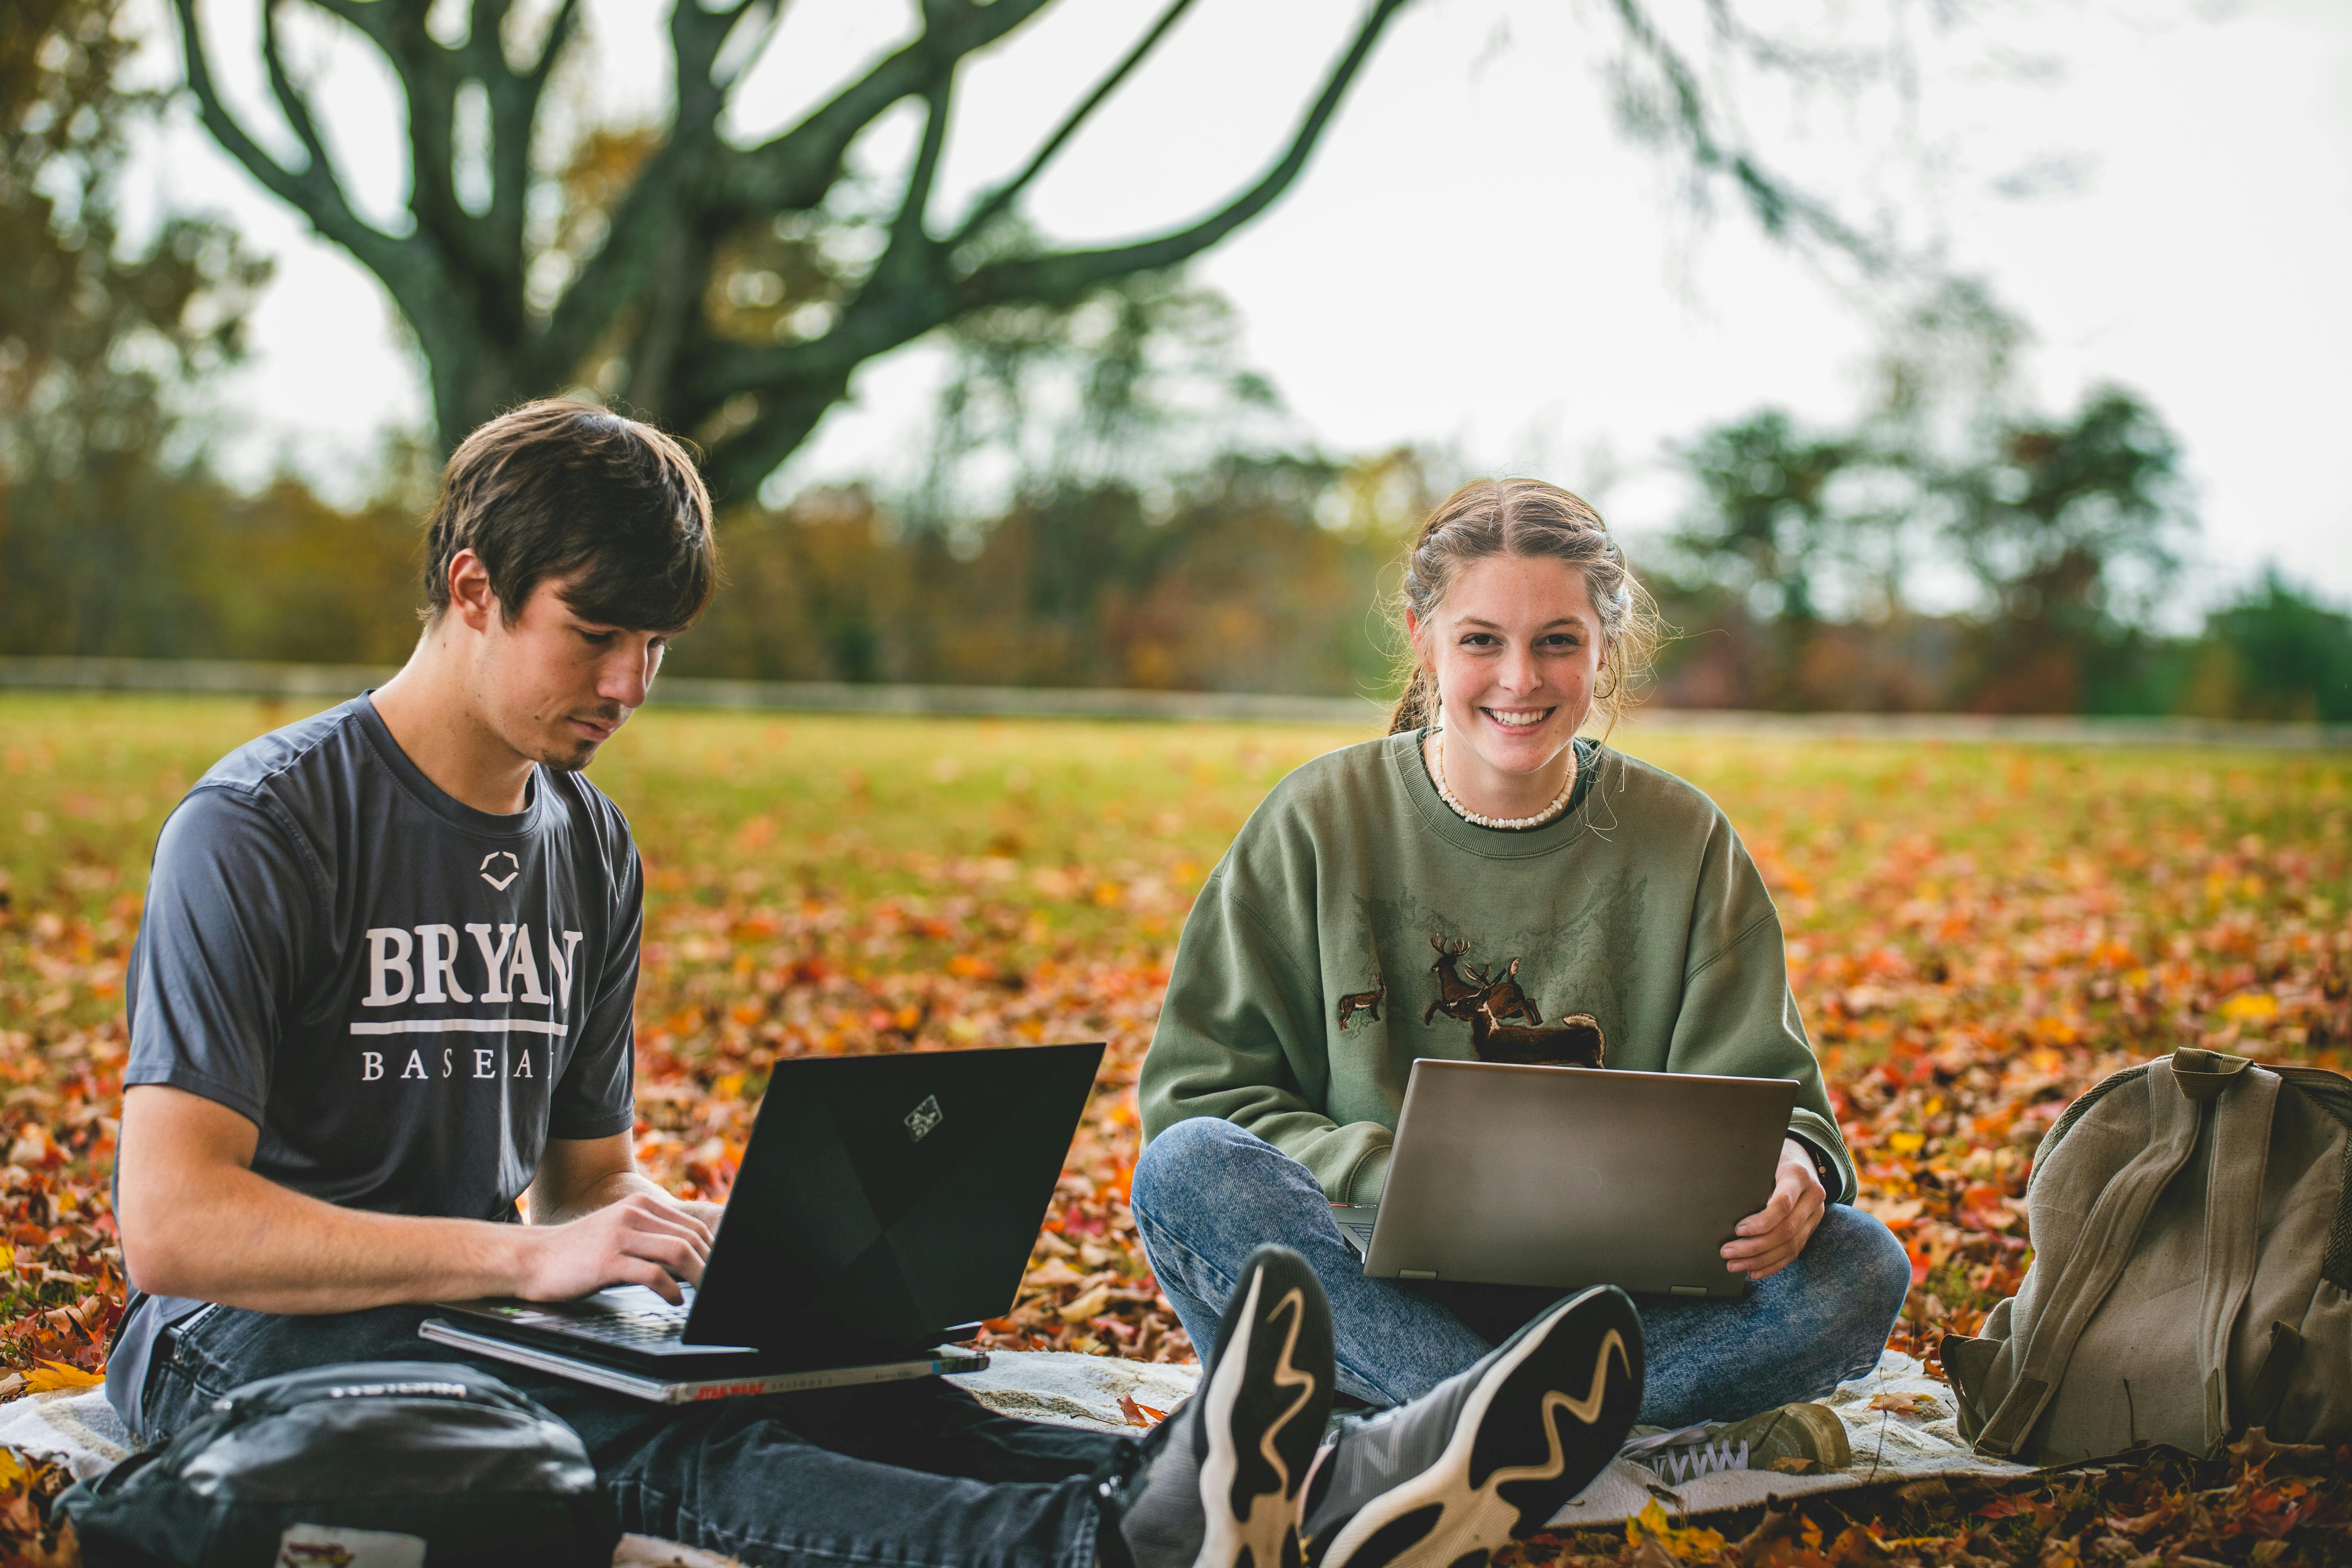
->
xmin=961 ymin=0 xmax=1409 ymax=309
xmin=482 ymin=0 xmax=582 ymax=290
xmin=1602 ymin=0 xmax=1878 ymax=262
xmin=670 ymin=0 xmax=743 ymax=141
xmin=871 ymin=70 xmax=953 ymax=289
xmin=709 ymin=0 xmax=780 ymax=94
xmin=711 ymin=0 xmax=1055 ymax=217
xmin=540 ymin=0 xmax=1037 ymax=382
xmin=259 ymin=0 xmax=343 ymax=196
xmin=692 ymin=0 xmax=1410 ymax=495
xmin=169 ymin=0 xmax=414 ymax=284
xmin=299 ymin=0 xmax=403 ymax=48
xmin=948 ymin=0 xmax=1199 ymax=251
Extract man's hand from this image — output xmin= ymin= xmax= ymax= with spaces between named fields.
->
xmin=1720 ymin=1138 xmax=1826 ymax=1282
xmin=514 ymin=1193 xmax=715 ymax=1306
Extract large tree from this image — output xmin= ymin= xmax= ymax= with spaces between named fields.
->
xmin=170 ymin=0 xmax=1418 ymax=497
xmin=169 ymin=0 xmax=1885 ymax=499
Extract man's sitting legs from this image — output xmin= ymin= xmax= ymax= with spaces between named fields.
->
xmin=131 ymin=1244 xmax=1647 ymax=1568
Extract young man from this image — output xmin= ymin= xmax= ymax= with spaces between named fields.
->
xmin=107 ymin=400 xmax=1643 ymax=1568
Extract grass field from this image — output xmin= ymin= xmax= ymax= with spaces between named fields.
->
xmin=2 ymin=695 xmax=2348 ymax=1560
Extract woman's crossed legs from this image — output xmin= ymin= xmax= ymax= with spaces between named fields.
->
xmin=1130 ymin=1116 xmax=1910 ymax=1426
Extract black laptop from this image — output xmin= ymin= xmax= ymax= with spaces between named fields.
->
xmin=421 ymin=1040 xmax=1104 ymax=1402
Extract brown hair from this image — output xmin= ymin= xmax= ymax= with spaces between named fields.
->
xmin=1388 ymin=478 xmax=1659 ymax=735
xmin=422 ymin=400 xmax=716 ymax=632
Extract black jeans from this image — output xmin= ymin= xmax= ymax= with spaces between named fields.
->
xmin=142 ymin=1304 xmax=1137 ymax=1568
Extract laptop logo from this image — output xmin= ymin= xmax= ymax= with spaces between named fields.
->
xmin=904 ymin=1094 xmax=943 ymax=1143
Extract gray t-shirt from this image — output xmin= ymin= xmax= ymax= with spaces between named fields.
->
xmin=107 ymin=694 xmax=641 ymax=1429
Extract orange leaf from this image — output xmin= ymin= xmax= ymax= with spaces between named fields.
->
xmin=1867 ymin=1390 xmax=1939 ymax=1416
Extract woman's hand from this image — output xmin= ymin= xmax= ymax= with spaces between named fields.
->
xmin=1720 ymin=1138 xmax=1826 ymax=1282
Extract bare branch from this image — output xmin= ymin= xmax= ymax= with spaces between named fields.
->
xmin=948 ymin=0 xmax=1198 ymax=250
xmin=168 ymin=0 xmax=411 ymax=282
xmin=709 ymin=0 xmax=779 ymax=93
xmin=873 ymin=72 xmax=953 ymax=287
xmin=301 ymin=0 xmax=396 ymax=48
xmin=466 ymin=0 xmax=512 ymax=70
xmin=711 ymin=0 xmax=1054 ymax=216
xmin=687 ymin=0 xmax=1409 ymax=495
xmin=670 ymin=0 xmax=735 ymax=138
xmin=1602 ymin=0 xmax=1880 ymax=263
xmin=962 ymin=0 xmax=1409 ymax=309
xmin=524 ymin=0 xmax=583 ymax=87
xmin=259 ymin=0 xmax=341 ymax=194
xmin=542 ymin=0 xmax=1039 ymax=380
xmin=482 ymin=0 xmax=582 ymax=286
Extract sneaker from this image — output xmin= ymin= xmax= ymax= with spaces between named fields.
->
xmin=1115 ymin=1245 xmax=1335 ymax=1568
xmin=1301 ymin=1285 xmax=1643 ymax=1568
xmin=1619 ymin=1402 xmax=1850 ymax=1484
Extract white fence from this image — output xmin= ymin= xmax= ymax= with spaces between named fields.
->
xmin=0 ymin=657 xmax=2343 ymax=748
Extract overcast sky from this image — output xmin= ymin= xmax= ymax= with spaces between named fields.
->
xmin=135 ymin=0 xmax=2352 ymax=608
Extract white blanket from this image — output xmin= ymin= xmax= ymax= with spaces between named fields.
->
xmin=1545 ymin=1350 xmax=2030 ymax=1528
xmin=946 ymin=1348 xmax=2032 ymax=1529
xmin=0 ymin=1349 xmax=2022 ymax=1560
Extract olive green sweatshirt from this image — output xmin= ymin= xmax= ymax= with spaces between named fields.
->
xmin=1139 ymin=729 xmax=1855 ymax=1207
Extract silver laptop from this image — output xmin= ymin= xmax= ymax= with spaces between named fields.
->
xmin=1331 ymin=1060 xmax=1800 ymax=1300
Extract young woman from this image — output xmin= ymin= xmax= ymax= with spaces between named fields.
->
xmin=1132 ymin=478 xmax=1910 ymax=1441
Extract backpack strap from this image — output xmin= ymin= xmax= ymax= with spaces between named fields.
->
xmin=1974 ymin=1057 xmax=2207 ymax=1459
xmin=2241 ymin=1321 xmax=2305 ymax=1434
xmin=2195 ymin=1057 xmax=2278 ymax=1453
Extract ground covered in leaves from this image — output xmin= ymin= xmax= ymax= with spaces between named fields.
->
xmin=0 ymin=697 xmax=2346 ymax=1563
xmin=1508 ymin=1430 xmax=2351 ymax=1568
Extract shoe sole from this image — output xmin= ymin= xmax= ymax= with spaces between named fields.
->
xmin=1194 ymin=1247 xmax=1336 ymax=1568
xmin=1312 ymin=1286 xmax=1643 ymax=1568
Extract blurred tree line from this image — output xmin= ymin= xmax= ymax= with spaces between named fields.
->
xmin=3 ymin=1 xmax=2346 ymax=720
xmin=1644 ymin=286 xmax=2352 ymax=719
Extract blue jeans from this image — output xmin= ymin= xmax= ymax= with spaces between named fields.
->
xmin=1131 ymin=1118 xmax=1910 ymax=1426
xmin=132 ymin=1302 xmax=1133 ymax=1568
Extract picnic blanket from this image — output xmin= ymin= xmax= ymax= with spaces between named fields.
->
xmin=0 ymin=1349 xmax=2025 ymax=1562
xmin=946 ymin=1348 xmax=2032 ymax=1528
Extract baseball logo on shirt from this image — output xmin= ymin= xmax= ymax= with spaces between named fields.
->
xmin=479 ymin=851 xmax=521 ymax=890
xmin=350 ymin=921 xmax=586 ymax=1083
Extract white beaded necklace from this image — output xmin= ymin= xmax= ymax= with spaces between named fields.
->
xmin=1429 ymin=731 xmax=1579 ymax=831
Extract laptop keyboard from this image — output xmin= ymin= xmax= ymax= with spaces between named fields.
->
xmin=553 ymin=1309 xmax=688 ymax=1346
xmin=1343 ymin=1223 xmax=1375 ymax=1247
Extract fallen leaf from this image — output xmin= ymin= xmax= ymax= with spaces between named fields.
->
xmin=1117 ymin=1393 xmax=1167 ymax=1427
xmin=20 ymin=1360 xmax=101 ymax=1393
xmin=1733 ymin=1502 xmax=1802 ymax=1567
xmin=1867 ymin=1390 xmax=1940 ymax=1416
xmin=1058 ymin=1285 xmax=1112 ymax=1323
xmin=2226 ymin=1427 xmax=2326 ymax=1467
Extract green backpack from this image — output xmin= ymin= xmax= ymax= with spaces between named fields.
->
xmin=1944 ymin=1046 xmax=2352 ymax=1463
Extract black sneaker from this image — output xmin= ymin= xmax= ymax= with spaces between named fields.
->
xmin=1115 ymin=1245 xmax=1336 ymax=1568
xmin=1300 ymin=1285 xmax=1643 ymax=1568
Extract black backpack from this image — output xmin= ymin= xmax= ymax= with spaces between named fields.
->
xmin=60 ymin=1361 xmax=616 ymax=1567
